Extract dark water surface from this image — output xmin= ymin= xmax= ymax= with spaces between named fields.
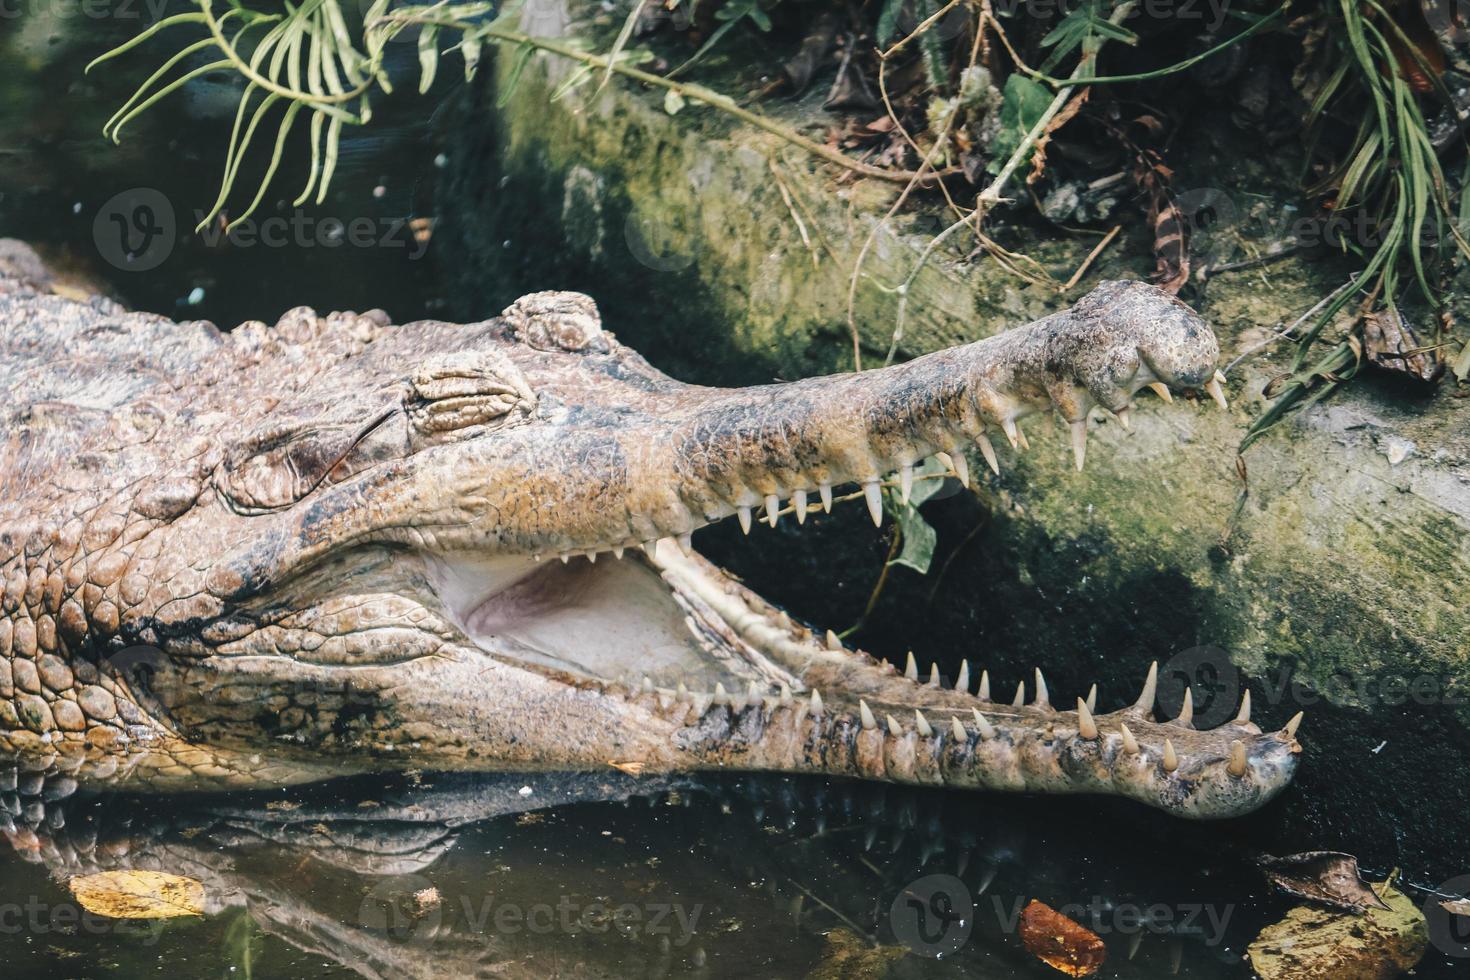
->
xmin=3 ymin=7 xmax=1466 ymax=979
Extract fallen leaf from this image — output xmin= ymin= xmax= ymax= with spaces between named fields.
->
xmin=68 ymin=871 xmax=206 ymax=920
xmin=1018 ymin=899 xmax=1106 ymax=977
xmin=1442 ymin=898 xmax=1470 ymax=917
xmin=1256 ymin=851 xmax=1392 ymax=913
xmin=1248 ymin=880 xmax=1427 ymax=979
xmin=1361 ymin=308 xmax=1442 ymax=382
xmin=608 ymin=760 xmax=646 ymax=776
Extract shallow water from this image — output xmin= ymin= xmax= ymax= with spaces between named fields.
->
xmin=3 ymin=8 xmax=1467 ymax=979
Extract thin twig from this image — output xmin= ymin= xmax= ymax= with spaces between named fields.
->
xmin=1223 ymin=276 xmax=1360 ymax=375
xmin=1060 ymin=223 xmax=1121 ymax=291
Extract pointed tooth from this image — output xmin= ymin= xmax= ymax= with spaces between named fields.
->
xmin=914 ymin=710 xmax=933 ymax=738
xmin=863 ymin=481 xmax=883 ymax=526
xmin=819 ymin=482 xmax=833 ymax=512
xmin=956 ymin=660 xmax=971 ymax=694
xmin=1002 ymin=417 xmax=1020 ymax=449
xmin=899 ymin=465 xmax=914 ymax=503
xmin=978 ymin=670 xmax=990 ymax=701
xmin=765 ymin=494 xmax=780 ymax=527
xmin=677 ymin=682 xmax=690 ymax=701
xmin=905 ymin=651 xmax=919 ymax=681
xmin=976 ymin=433 xmax=1000 ymax=474
xmin=1174 ymin=688 xmax=1195 ymax=728
xmin=1076 ymin=698 xmax=1099 ymax=739
xmin=1133 ymin=661 xmax=1158 ymax=717
xmin=779 ymin=684 xmax=792 ymax=706
xmin=1009 ymin=682 xmax=1024 ymax=707
xmin=810 ymin=689 xmax=824 ymax=714
xmin=1148 ymin=382 xmax=1173 ymax=403
xmin=794 ymin=490 xmax=808 ymax=524
xmin=1128 ymin=931 xmax=1144 ymax=960
xmin=951 ymin=451 xmax=970 ymax=487
xmin=1234 ymin=690 xmax=1252 ymax=725
xmin=859 ymin=700 xmax=877 ymax=730
xmin=971 ymin=708 xmax=995 ymax=740
xmin=1016 ymin=424 xmax=1030 ymax=450
xmin=1283 ymin=711 xmax=1304 ymax=738
xmin=586 ymin=551 xmax=597 ymax=563
xmin=935 ymin=451 xmax=953 ymax=475
xmin=951 ymin=716 xmax=967 ymax=742
xmin=641 ymin=676 xmax=654 ymax=693
xmin=886 ymin=714 xmax=903 ymax=736
xmin=560 ymin=553 xmax=570 ymax=563
xmin=613 ymin=546 xmax=625 ymax=560
xmin=642 ymin=540 xmax=657 ymax=555
xmin=678 ymin=533 xmax=693 ymax=556
xmin=1085 ymin=683 xmax=1098 ymax=713
xmin=825 ymin=629 xmax=842 ymax=651
xmin=1115 ymin=407 xmax=1132 ymax=431
xmin=1119 ymin=723 xmax=1140 ymax=755
xmin=714 ymin=682 xmax=729 ymax=705
xmin=1070 ymin=420 xmax=1087 ymax=471
xmin=738 ymin=506 xmax=752 ymax=534
xmin=747 ymin=681 xmax=763 ymax=708
xmin=928 ymin=663 xmax=941 ymax=688
xmin=1033 ymin=669 xmax=1050 ymax=708
xmin=1205 ymin=374 xmax=1228 ymax=410
xmin=1162 ymin=738 xmax=1179 ymax=773
xmin=1228 ymin=740 xmax=1248 ymax=777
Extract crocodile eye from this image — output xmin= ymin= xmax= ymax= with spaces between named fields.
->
xmin=500 ymin=291 xmax=607 ymax=352
xmin=408 ymin=350 xmax=536 ymax=435
xmin=218 ymin=413 xmax=396 ymax=513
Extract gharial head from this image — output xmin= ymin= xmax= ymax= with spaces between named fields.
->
xmin=0 ymin=268 xmax=1300 ymax=818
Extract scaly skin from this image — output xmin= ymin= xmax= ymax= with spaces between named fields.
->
xmin=0 ymin=239 xmax=1300 ymax=817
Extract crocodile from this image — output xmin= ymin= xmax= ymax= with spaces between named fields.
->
xmin=0 ymin=238 xmax=1301 ymax=818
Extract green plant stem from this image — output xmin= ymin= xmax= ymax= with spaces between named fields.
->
xmin=202 ymin=0 xmax=372 ymax=105
xmin=982 ymin=0 xmax=1136 ymax=205
xmin=389 ymin=15 xmax=958 ymax=186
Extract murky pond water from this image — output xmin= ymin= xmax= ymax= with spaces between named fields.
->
xmin=3 ymin=8 xmax=1467 ymax=979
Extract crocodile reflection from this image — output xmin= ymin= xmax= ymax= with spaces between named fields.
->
xmin=0 ymin=751 xmax=1270 ymax=978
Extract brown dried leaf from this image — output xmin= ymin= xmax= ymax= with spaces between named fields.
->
xmin=1442 ymin=898 xmax=1470 ymax=917
xmin=1256 ymin=851 xmax=1393 ymax=913
xmin=1019 ymin=899 xmax=1106 ymax=977
xmin=608 ymin=760 xmax=646 ymax=775
xmin=68 ymin=870 xmax=205 ymax=920
xmin=1361 ymin=308 xmax=1443 ymax=382
xmin=1028 ymin=88 xmax=1090 ymax=185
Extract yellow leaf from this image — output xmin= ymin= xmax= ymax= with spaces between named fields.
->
xmin=68 ymin=870 xmax=206 ymax=920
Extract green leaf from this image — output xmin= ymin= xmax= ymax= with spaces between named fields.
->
xmin=418 ymin=24 xmax=440 ymax=94
xmin=986 ymin=74 xmax=1052 ymax=175
xmin=877 ymin=0 xmax=905 ymax=44
xmin=890 ymin=499 xmax=937 ymax=574
xmin=462 ymin=35 xmax=483 ymax=81
xmin=664 ymin=88 xmax=686 ymax=115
